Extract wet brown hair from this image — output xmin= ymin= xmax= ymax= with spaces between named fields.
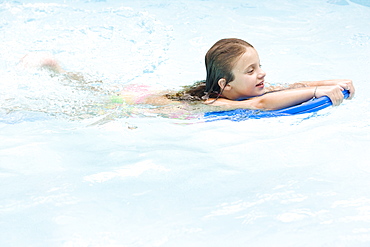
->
xmin=166 ymin=38 xmax=254 ymax=101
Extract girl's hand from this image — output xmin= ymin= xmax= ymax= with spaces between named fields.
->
xmin=318 ymin=79 xmax=355 ymax=100
xmin=315 ymin=85 xmax=345 ymax=106
xmin=336 ymin=79 xmax=355 ymax=100
xmin=299 ymin=79 xmax=355 ymax=100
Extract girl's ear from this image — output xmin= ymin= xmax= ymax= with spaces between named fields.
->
xmin=218 ymin=78 xmax=232 ymax=91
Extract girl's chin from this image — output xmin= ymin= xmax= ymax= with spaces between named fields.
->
xmin=254 ymin=88 xmax=266 ymax=96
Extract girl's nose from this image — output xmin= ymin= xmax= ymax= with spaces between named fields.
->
xmin=258 ymin=68 xmax=266 ymax=78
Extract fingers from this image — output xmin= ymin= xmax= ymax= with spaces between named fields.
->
xmin=329 ymin=86 xmax=344 ymax=106
xmin=337 ymin=90 xmax=344 ymax=106
xmin=348 ymin=81 xmax=355 ymax=100
xmin=338 ymin=80 xmax=355 ymax=100
xmin=317 ymin=80 xmax=355 ymax=105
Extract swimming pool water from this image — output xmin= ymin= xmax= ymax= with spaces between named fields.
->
xmin=1 ymin=0 xmax=370 ymax=246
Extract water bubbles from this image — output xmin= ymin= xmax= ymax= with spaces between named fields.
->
xmin=0 ymin=1 xmax=173 ymax=122
xmin=350 ymin=33 xmax=370 ymax=47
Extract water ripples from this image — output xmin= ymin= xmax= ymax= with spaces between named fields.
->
xmin=0 ymin=1 xmax=173 ymax=122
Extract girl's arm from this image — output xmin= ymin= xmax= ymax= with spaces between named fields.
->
xmin=268 ymin=79 xmax=355 ymax=100
xmin=206 ymin=85 xmax=346 ymax=110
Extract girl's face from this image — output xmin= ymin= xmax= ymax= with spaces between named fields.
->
xmin=226 ymin=47 xmax=266 ymax=99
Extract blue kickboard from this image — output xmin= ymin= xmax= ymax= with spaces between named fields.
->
xmin=204 ymin=90 xmax=349 ymax=121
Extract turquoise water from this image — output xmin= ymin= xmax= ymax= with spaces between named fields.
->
xmin=1 ymin=0 xmax=370 ymax=246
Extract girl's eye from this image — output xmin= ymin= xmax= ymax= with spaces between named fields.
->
xmin=247 ymin=69 xmax=254 ymax=73
xmin=259 ymin=64 xmax=262 ymax=68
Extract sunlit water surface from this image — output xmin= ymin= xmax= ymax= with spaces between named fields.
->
xmin=1 ymin=0 xmax=370 ymax=246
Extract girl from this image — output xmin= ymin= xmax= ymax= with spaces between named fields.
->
xmin=20 ymin=38 xmax=355 ymax=112
xmin=165 ymin=38 xmax=355 ymax=110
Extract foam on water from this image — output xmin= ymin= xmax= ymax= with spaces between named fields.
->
xmin=1 ymin=0 xmax=370 ymax=246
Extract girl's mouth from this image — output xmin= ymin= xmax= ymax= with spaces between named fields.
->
xmin=256 ymin=82 xmax=264 ymax=88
